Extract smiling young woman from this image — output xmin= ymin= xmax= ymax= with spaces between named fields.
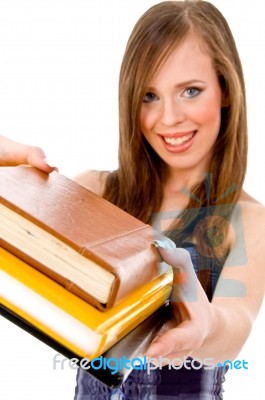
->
xmin=0 ymin=1 xmax=264 ymax=399
xmin=103 ymin=1 xmax=247 ymax=228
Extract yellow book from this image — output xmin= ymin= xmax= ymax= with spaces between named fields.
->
xmin=0 ymin=247 xmax=172 ymax=359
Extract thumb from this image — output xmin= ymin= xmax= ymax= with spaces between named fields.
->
xmin=154 ymin=239 xmax=198 ymax=303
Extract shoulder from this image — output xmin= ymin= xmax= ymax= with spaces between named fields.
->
xmin=213 ymin=191 xmax=265 ymax=322
xmin=238 ymin=190 xmax=265 ymax=225
xmin=235 ymin=190 xmax=265 ymax=262
xmin=73 ymin=169 xmax=110 ymax=196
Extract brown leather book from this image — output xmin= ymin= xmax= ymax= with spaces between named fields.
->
xmin=0 ymin=166 xmax=159 ymax=310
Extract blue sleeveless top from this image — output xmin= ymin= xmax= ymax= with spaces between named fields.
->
xmin=74 ymin=245 xmax=228 ymax=399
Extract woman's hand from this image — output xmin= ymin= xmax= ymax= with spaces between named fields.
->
xmin=0 ymin=135 xmax=56 ymax=173
xmin=146 ymin=239 xmax=214 ymax=362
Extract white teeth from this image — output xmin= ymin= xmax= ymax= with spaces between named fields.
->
xmin=163 ymin=133 xmax=194 ymax=146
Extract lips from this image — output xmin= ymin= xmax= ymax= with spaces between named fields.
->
xmin=158 ymin=131 xmax=197 ymax=152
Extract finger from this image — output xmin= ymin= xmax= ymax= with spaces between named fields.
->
xmin=0 ymin=136 xmax=57 ymax=173
xmin=0 ymin=137 xmax=28 ymax=166
xmin=26 ymin=146 xmax=58 ymax=173
xmin=145 ymin=321 xmax=202 ymax=358
xmin=154 ymin=241 xmax=193 ymax=272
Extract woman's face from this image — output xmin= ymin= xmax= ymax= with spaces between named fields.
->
xmin=140 ymin=36 xmax=223 ymax=176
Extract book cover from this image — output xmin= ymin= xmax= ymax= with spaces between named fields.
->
xmin=0 ymin=166 xmax=159 ymax=310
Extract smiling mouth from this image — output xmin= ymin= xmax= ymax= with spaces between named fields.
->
xmin=161 ymin=131 xmax=196 ymax=146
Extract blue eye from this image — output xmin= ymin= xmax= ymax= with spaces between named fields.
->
xmin=143 ymin=92 xmax=158 ymax=103
xmin=184 ymin=87 xmax=201 ymax=98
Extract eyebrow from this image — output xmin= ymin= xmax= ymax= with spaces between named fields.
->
xmin=147 ymin=79 xmax=207 ymax=91
xmin=174 ymin=79 xmax=207 ymax=88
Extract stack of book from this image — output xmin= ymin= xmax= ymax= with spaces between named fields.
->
xmin=0 ymin=166 xmax=172 ymax=363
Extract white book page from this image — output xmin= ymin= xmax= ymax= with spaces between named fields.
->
xmin=0 ymin=271 xmax=101 ymax=354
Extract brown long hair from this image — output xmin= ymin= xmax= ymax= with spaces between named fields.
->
xmin=103 ymin=1 xmax=248 ymax=284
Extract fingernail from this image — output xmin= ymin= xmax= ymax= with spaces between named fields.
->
xmin=43 ymin=158 xmax=59 ymax=171
xmin=144 ymin=352 xmax=157 ymax=359
xmin=153 ymin=238 xmax=176 ymax=251
xmin=43 ymin=158 xmax=54 ymax=167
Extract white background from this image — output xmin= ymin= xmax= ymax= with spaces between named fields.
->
xmin=0 ymin=1 xmax=264 ymax=399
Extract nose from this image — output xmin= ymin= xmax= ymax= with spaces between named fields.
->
xmin=160 ymin=98 xmax=184 ymax=126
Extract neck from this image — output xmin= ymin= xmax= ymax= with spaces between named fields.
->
xmin=165 ymin=167 xmax=208 ymax=194
xmin=157 ymin=168 xmax=208 ymax=231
